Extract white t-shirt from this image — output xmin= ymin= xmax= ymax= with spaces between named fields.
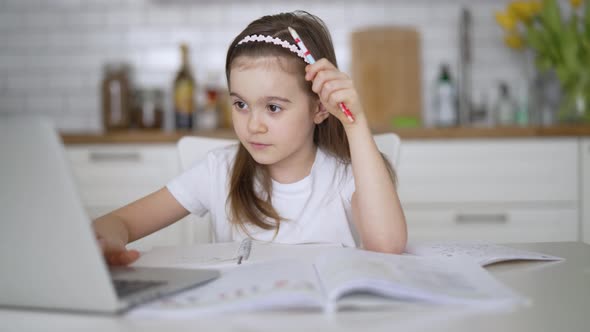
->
xmin=166 ymin=145 xmax=359 ymax=247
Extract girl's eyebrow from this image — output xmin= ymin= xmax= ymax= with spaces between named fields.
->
xmin=230 ymin=92 xmax=292 ymax=104
xmin=265 ymin=96 xmax=292 ymax=104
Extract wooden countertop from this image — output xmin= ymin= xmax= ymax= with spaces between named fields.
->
xmin=60 ymin=125 xmax=590 ymax=144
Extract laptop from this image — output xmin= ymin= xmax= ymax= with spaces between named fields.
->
xmin=0 ymin=116 xmax=219 ymax=314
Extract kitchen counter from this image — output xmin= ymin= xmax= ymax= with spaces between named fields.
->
xmin=60 ymin=125 xmax=590 ymax=144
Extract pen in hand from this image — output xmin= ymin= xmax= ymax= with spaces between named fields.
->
xmin=237 ymin=238 xmax=252 ymax=265
xmin=288 ymin=26 xmax=355 ymax=123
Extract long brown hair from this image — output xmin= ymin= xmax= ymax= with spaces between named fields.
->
xmin=224 ymin=11 xmax=395 ymax=236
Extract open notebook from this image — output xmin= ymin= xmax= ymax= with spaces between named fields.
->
xmin=129 ymin=248 xmax=524 ymax=318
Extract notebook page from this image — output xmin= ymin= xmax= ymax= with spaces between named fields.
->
xmin=129 ymin=260 xmax=324 ymax=318
xmin=314 ymin=248 xmax=525 ymax=308
xmin=405 ymin=241 xmax=564 ymax=266
xmin=132 ymin=242 xmax=241 ymax=269
xmin=133 ymin=241 xmax=343 ymax=270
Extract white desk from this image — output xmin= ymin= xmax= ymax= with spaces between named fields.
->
xmin=1 ymin=242 xmax=589 ymax=332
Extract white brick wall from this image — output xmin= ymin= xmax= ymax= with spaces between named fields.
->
xmin=0 ymin=0 xmax=523 ymax=132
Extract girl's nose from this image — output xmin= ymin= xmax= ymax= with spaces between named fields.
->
xmin=247 ymin=111 xmax=267 ymax=134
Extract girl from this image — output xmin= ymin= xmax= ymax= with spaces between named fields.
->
xmin=93 ymin=11 xmax=407 ymax=266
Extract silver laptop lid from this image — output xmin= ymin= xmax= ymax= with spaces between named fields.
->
xmin=0 ymin=116 xmax=121 ymax=312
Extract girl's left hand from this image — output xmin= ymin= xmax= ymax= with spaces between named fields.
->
xmin=305 ymin=58 xmax=364 ymax=125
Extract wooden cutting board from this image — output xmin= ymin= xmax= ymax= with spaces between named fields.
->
xmin=351 ymin=27 xmax=422 ymax=128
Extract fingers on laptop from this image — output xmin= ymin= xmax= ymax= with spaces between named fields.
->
xmin=98 ymin=236 xmax=124 ymax=254
xmin=97 ymin=237 xmax=106 ymax=251
xmin=96 ymin=235 xmax=140 ymax=266
xmin=106 ymin=250 xmax=140 ymax=266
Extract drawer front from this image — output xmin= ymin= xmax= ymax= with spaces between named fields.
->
xmin=582 ymin=138 xmax=590 ymax=244
xmin=397 ymin=139 xmax=579 ymax=204
xmin=66 ymin=145 xmax=179 ymax=205
xmin=405 ymin=206 xmax=579 ymax=243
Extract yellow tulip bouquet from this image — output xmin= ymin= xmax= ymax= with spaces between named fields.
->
xmin=496 ymin=0 xmax=590 ymax=122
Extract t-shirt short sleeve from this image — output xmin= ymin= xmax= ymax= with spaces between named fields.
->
xmin=166 ymin=155 xmax=212 ymax=217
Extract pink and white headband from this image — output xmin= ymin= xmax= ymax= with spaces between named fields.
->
xmin=236 ymin=34 xmax=311 ymax=64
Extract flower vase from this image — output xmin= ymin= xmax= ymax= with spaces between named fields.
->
xmin=530 ymin=70 xmax=561 ymax=126
xmin=557 ymin=79 xmax=590 ymax=124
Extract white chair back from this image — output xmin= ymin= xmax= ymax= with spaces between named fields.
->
xmin=178 ymin=136 xmax=238 ymax=170
xmin=373 ymin=133 xmax=401 ymax=168
xmin=176 ymin=136 xmax=237 ymax=244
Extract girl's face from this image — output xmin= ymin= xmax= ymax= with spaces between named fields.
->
xmin=230 ymin=56 xmax=322 ymax=178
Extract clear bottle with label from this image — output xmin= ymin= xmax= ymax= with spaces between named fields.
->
xmin=101 ymin=62 xmax=132 ymax=131
xmin=173 ymin=44 xmax=196 ymax=129
xmin=197 ymin=72 xmax=221 ymax=130
xmin=433 ymin=64 xmax=457 ymax=127
xmin=493 ymin=83 xmax=517 ymax=126
xmin=133 ymin=88 xmax=164 ymax=130
xmin=514 ymin=83 xmax=529 ymax=127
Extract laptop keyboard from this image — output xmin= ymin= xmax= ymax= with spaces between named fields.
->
xmin=113 ymin=279 xmax=167 ymax=297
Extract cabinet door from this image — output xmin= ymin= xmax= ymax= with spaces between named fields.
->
xmin=66 ymin=144 xmax=191 ymax=250
xmin=397 ymin=138 xmax=578 ymax=204
xmin=405 ymin=205 xmax=579 ymax=243
xmin=582 ymin=139 xmax=590 ymax=244
xmin=397 ymin=138 xmax=580 ymax=243
xmin=66 ymin=145 xmax=179 ymax=206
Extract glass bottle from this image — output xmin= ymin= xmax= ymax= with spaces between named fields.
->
xmin=133 ymin=88 xmax=164 ymax=130
xmin=101 ymin=62 xmax=132 ymax=131
xmin=493 ymin=83 xmax=517 ymax=126
xmin=434 ymin=64 xmax=458 ymax=127
xmin=217 ymin=89 xmax=233 ymax=129
xmin=173 ymin=44 xmax=196 ymax=129
xmin=197 ymin=72 xmax=221 ymax=130
xmin=514 ymin=84 xmax=529 ymax=127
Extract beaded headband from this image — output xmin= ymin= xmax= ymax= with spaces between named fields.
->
xmin=236 ymin=34 xmax=311 ymax=64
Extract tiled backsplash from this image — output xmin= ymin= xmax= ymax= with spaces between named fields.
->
xmin=0 ymin=0 xmax=521 ymax=132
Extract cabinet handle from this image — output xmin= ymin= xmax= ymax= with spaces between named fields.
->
xmin=88 ymin=151 xmax=141 ymax=163
xmin=455 ymin=213 xmax=508 ymax=224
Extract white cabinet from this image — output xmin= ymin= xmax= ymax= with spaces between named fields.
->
xmin=65 ymin=144 xmax=190 ymax=251
xmin=581 ymin=139 xmax=590 ymax=244
xmin=397 ymin=138 xmax=580 ymax=243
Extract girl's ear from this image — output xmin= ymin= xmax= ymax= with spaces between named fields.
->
xmin=313 ymin=102 xmax=330 ymax=124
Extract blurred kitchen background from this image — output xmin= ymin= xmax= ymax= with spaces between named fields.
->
xmin=2 ymin=0 xmax=583 ymax=132
xmin=2 ymin=0 xmax=589 ymax=247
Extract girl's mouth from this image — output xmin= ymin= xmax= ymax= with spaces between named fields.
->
xmin=250 ymin=142 xmax=271 ymax=150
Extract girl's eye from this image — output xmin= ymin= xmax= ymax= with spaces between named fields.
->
xmin=233 ymin=101 xmax=247 ymax=111
xmin=268 ymin=104 xmax=282 ymax=114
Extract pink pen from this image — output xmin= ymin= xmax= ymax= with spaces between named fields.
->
xmin=288 ymin=27 xmax=355 ymax=123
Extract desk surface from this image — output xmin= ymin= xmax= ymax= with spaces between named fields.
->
xmin=1 ymin=242 xmax=589 ymax=332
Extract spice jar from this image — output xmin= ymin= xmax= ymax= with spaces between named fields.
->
xmin=133 ymin=88 xmax=164 ymax=129
xmin=101 ymin=63 xmax=132 ymax=131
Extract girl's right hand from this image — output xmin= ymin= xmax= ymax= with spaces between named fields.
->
xmin=96 ymin=234 xmax=140 ymax=266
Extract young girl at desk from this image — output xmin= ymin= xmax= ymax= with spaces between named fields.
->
xmin=93 ymin=11 xmax=407 ymax=266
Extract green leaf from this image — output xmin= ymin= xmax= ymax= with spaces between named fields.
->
xmin=525 ymin=25 xmax=543 ymax=50
xmin=562 ymin=15 xmax=581 ymax=70
xmin=555 ymin=66 xmax=567 ymax=84
xmin=585 ymin=0 xmax=590 ymax=38
xmin=535 ymin=56 xmax=553 ymax=72
xmin=537 ymin=1 xmax=564 ymax=63
xmin=541 ymin=0 xmax=563 ymax=33
xmin=562 ymin=42 xmax=579 ymax=72
xmin=526 ymin=24 xmax=557 ymax=64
